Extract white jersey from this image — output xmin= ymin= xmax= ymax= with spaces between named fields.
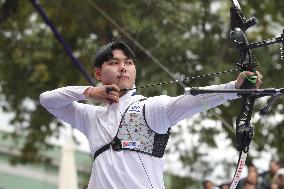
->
xmin=39 ymin=81 xmax=238 ymax=189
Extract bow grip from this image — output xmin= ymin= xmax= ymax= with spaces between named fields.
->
xmin=240 ymin=74 xmax=257 ymax=89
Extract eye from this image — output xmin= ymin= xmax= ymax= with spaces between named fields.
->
xmin=125 ymin=60 xmax=134 ymax=65
xmin=108 ymin=60 xmax=118 ymax=65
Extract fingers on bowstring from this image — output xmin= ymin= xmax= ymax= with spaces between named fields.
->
xmin=104 ymin=85 xmax=120 ymax=102
xmin=105 ymin=84 xmax=120 ymax=94
xmin=107 ymin=92 xmax=119 ymax=101
xmin=110 ymin=84 xmax=121 ymax=92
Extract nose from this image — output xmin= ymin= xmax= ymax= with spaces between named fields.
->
xmin=120 ymin=62 xmax=127 ymax=73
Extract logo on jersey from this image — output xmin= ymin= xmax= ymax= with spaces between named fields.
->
xmin=121 ymin=140 xmax=140 ymax=149
xmin=127 ymin=103 xmax=143 ymax=114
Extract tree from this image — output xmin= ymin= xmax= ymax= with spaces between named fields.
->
xmin=0 ymin=0 xmax=283 ymax=187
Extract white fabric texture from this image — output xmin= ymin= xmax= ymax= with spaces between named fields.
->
xmin=39 ymin=81 xmax=238 ymax=189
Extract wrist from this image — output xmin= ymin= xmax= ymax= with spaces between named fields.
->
xmin=90 ymin=87 xmax=95 ymax=98
xmin=83 ymin=87 xmax=94 ymax=99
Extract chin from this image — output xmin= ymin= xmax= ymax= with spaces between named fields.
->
xmin=119 ymin=85 xmax=131 ymax=90
xmin=118 ymin=83 xmax=133 ymax=90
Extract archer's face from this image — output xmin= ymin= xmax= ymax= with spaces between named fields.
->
xmin=94 ymin=49 xmax=136 ymax=90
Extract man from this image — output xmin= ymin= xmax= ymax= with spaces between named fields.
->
xmin=237 ymin=164 xmax=259 ymax=189
xmin=259 ymin=160 xmax=280 ymax=189
xmin=40 ymin=41 xmax=263 ymax=189
xmin=273 ymin=167 xmax=284 ymax=189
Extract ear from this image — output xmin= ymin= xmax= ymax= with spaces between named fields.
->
xmin=94 ymin=68 xmax=102 ymax=81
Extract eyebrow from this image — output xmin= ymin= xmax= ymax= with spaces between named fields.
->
xmin=109 ymin=57 xmax=133 ymax=61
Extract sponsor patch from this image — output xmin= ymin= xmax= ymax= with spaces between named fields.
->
xmin=121 ymin=140 xmax=140 ymax=149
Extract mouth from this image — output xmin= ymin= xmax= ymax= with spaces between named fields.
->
xmin=117 ymin=75 xmax=129 ymax=79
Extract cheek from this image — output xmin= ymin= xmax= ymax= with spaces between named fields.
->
xmin=101 ymin=68 xmax=117 ymax=82
xmin=130 ymin=67 xmax=136 ymax=80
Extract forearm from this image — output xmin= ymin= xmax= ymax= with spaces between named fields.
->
xmin=167 ymin=81 xmax=238 ymax=125
xmin=39 ymin=86 xmax=91 ymax=125
xmin=39 ymin=86 xmax=90 ymax=108
xmin=199 ymin=81 xmax=238 ymax=100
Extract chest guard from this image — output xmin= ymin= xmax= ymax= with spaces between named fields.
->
xmin=93 ymin=99 xmax=170 ymax=161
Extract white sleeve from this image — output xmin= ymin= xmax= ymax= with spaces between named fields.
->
xmin=39 ymin=86 xmax=91 ymax=132
xmin=167 ymin=81 xmax=239 ymax=125
xmin=145 ymin=81 xmax=239 ymax=133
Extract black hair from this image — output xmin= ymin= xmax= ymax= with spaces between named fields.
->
xmin=203 ymin=180 xmax=213 ymax=187
xmin=94 ymin=41 xmax=135 ymax=68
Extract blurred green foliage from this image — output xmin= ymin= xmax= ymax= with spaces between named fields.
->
xmin=0 ymin=0 xmax=283 ymax=187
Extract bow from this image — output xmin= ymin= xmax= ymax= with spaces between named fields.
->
xmin=186 ymin=1 xmax=284 ymax=188
xmin=226 ymin=1 xmax=284 ymax=188
xmin=229 ymin=1 xmax=258 ymax=188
